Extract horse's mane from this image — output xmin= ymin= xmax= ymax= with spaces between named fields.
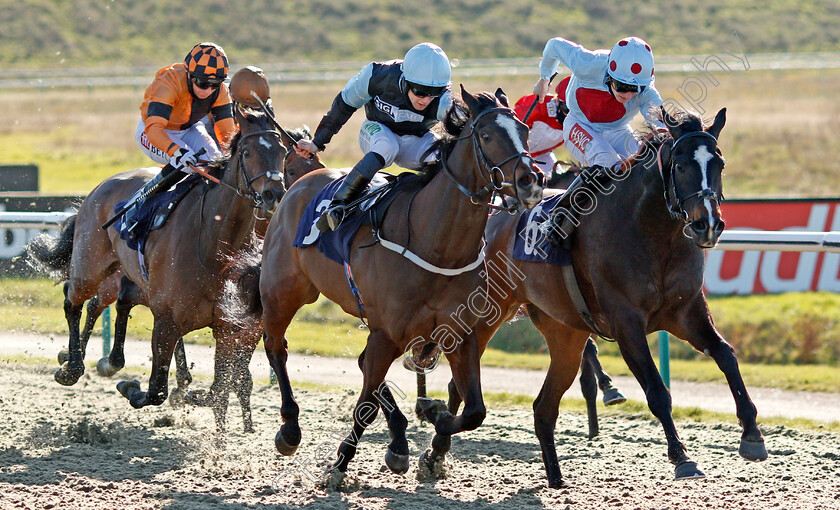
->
xmin=628 ymin=107 xmax=707 ymax=173
xmin=412 ymin=92 xmax=500 ymax=188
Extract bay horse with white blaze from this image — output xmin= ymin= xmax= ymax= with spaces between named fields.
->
xmin=254 ymin=87 xmax=544 ymax=484
xmin=27 ymin=107 xmax=289 ymax=431
xmin=435 ymin=107 xmax=767 ymax=487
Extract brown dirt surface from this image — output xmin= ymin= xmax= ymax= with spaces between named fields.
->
xmin=0 ymin=360 xmax=838 ymax=509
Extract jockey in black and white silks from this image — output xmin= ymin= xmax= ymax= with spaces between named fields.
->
xmin=295 ymin=42 xmax=454 ymax=231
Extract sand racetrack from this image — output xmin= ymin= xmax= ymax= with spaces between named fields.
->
xmin=0 ymin=360 xmax=838 ymax=509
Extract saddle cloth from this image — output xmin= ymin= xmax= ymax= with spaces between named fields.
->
xmin=292 ymin=173 xmax=396 ymax=265
xmin=512 ymin=193 xmax=572 ymax=267
xmin=113 ymin=173 xmax=201 ymax=253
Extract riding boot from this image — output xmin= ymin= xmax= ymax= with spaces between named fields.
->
xmin=542 ymin=165 xmax=609 ymax=247
xmin=315 ymin=152 xmax=385 ymax=232
xmin=124 ymin=163 xmax=183 ymax=237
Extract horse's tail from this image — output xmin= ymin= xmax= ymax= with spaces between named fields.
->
xmin=24 ymin=214 xmax=77 ymax=279
xmin=221 ymin=239 xmax=264 ymax=329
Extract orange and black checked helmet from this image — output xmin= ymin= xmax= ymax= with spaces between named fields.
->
xmin=184 ymin=42 xmax=229 ymax=83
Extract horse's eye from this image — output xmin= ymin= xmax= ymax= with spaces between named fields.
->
xmin=481 ymin=133 xmax=491 ymax=141
xmin=675 ymin=163 xmax=683 ymax=173
xmin=242 ymin=149 xmax=251 ymax=158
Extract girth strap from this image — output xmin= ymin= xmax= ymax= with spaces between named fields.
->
xmin=374 ymin=231 xmax=486 ymax=277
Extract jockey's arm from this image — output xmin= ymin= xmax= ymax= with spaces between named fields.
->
xmin=142 ymin=79 xmax=183 ymax=157
xmin=210 ymin=88 xmax=236 ymax=151
xmin=307 ymin=63 xmax=374 ymax=154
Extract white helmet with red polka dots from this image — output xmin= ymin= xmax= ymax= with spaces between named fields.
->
xmin=607 ymin=37 xmax=655 ymax=88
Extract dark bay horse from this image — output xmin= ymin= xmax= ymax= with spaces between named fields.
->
xmin=254 ymin=88 xmax=543 ymax=485
xmin=437 ymin=107 xmax=767 ymax=487
xmin=27 ymin=107 xmax=288 ymax=431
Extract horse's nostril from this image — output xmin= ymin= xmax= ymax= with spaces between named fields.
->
xmin=692 ymin=220 xmax=708 ymax=232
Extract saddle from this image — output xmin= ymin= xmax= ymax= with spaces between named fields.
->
xmin=292 ymin=171 xmax=415 ymax=265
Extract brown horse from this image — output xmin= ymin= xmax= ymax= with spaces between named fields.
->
xmin=435 ymin=107 xmax=767 ymax=487
xmin=253 ymin=87 xmax=543 ymax=484
xmin=26 ymin=107 xmax=288 ymax=431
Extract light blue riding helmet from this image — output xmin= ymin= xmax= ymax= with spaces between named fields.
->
xmin=401 ymin=42 xmax=451 ymax=88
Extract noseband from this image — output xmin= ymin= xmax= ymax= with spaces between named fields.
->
xmin=657 ymin=131 xmax=723 ymax=222
xmin=444 ymin=107 xmax=538 ymax=210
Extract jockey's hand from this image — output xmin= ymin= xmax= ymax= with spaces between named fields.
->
xmin=294 ymin=139 xmax=319 ymax=158
xmin=172 ymin=147 xmax=199 ymax=170
xmin=534 ymin=78 xmax=550 ymax=103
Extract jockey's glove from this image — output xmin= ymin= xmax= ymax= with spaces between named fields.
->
xmin=171 ymin=147 xmax=199 ymax=171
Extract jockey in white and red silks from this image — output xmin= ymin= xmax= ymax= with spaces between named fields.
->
xmin=533 ymin=36 xmax=666 ymax=173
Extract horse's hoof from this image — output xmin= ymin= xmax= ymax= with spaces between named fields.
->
xmin=602 ymin=387 xmax=626 ymax=406
xmin=57 ymin=349 xmax=69 ymax=365
xmin=117 ymin=379 xmax=141 ymax=399
xmin=416 ymin=397 xmax=448 ymax=425
xmin=548 ymin=477 xmax=570 ymax=489
xmin=54 ymin=365 xmax=83 ymax=386
xmin=96 ymin=357 xmax=120 ymax=377
xmin=274 ymin=426 xmax=300 ymax=456
xmin=674 ymin=460 xmax=706 ymax=480
xmin=169 ymin=387 xmax=186 ymax=409
xmin=243 ymin=423 xmax=256 ymax=434
xmin=318 ymin=465 xmax=346 ymax=490
xmin=184 ymin=389 xmax=210 ymax=406
xmin=739 ymin=438 xmax=768 ymax=462
xmin=417 ymin=448 xmax=447 ymax=480
xmin=385 ymin=448 xmax=410 ymax=475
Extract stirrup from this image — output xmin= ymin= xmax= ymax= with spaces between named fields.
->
xmin=315 ymin=205 xmax=347 ymax=232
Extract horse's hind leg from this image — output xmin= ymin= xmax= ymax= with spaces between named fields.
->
xmin=528 ymin=307 xmax=590 ymax=488
xmin=97 ymin=275 xmax=139 ymax=377
xmin=263 ymin=281 xmax=317 ymax=455
xmin=57 ymin=293 xmax=103 ymax=366
xmin=583 ymin=337 xmax=625 ymax=405
xmin=117 ymin=314 xmax=179 ymax=408
xmin=55 ymin=281 xmax=87 ymax=386
xmin=579 ymin=345 xmax=601 ymax=439
xmin=673 ymin=297 xmax=766 ymax=462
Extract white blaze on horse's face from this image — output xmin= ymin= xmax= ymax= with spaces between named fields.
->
xmin=694 ymin=144 xmax=715 ymax=221
xmin=495 ymin=115 xmax=528 ymax=156
xmin=259 ymin=136 xmax=273 ymax=151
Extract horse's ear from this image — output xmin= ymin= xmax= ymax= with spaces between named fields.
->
xmin=494 ymin=87 xmax=509 ymax=107
xmin=707 ymin=107 xmax=727 ymax=139
xmin=460 ymin=84 xmax=479 ymax=113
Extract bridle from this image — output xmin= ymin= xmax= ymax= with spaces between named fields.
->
xmin=657 ymin=130 xmax=723 ymax=223
xmin=443 ymin=106 xmax=541 ymax=211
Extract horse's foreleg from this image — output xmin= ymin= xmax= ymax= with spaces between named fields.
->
xmin=614 ymin=313 xmax=704 ymax=480
xmin=55 ymin=281 xmax=86 ymax=386
xmin=374 ymin=381 xmax=410 ymax=474
xmin=168 ymin=338 xmax=192 ymax=408
xmin=117 ymin=316 xmax=178 ymax=408
xmin=327 ymin=330 xmax=399 ymax=484
xmin=420 ymin=333 xmax=485 ymax=474
xmin=676 ymin=298 xmax=766 ymax=462
xmin=230 ymin=336 xmax=258 ymax=433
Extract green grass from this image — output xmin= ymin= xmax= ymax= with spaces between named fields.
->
xmin=4 ymin=278 xmax=839 ymax=394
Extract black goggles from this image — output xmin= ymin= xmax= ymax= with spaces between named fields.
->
xmin=610 ymin=79 xmax=642 ymax=94
xmin=191 ymin=76 xmax=223 ymax=90
xmin=408 ymin=83 xmax=446 ymax=99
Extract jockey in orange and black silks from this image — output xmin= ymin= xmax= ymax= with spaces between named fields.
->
xmin=124 ymin=42 xmax=235 ymax=236
xmin=534 ymin=36 xmax=667 ymax=172
xmin=295 ymin=42 xmax=454 ymax=232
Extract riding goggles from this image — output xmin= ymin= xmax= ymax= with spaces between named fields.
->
xmin=191 ymin=75 xmax=224 ymax=90
xmin=610 ymin=78 xmax=644 ymax=94
xmin=408 ymin=82 xmax=446 ymax=99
